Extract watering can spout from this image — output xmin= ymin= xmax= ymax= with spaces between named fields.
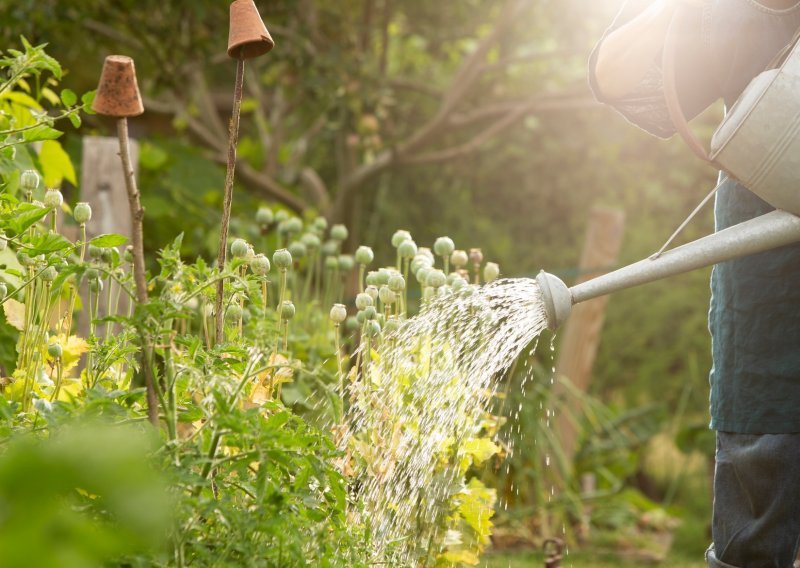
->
xmin=536 ymin=209 xmax=800 ymax=331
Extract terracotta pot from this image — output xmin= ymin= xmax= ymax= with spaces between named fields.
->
xmin=92 ymin=55 xmax=144 ymax=118
xmin=228 ymin=0 xmax=274 ymax=59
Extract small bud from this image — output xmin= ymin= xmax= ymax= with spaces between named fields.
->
xmin=40 ymin=266 xmax=57 ymax=282
xmin=285 ymin=217 xmax=303 ymax=235
xmin=48 ymin=342 xmax=63 ymax=360
xmin=231 ymin=238 xmax=249 ymax=259
xmin=275 ymin=210 xmax=289 ymax=223
xmin=226 ymin=304 xmax=243 ymax=322
xmin=391 ymin=230 xmax=411 ymax=248
xmin=256 ymin=207 xmax=274 ymax=226
xmin=330 ymin=303 xmax=347 ymax=324
xmin=73 ymin=202 xmax=92 ymax=224
xmin=469 ymin=248 xmax=483 ymax=266
xmin=89 ymin=278 xmax=104 ymax=293
xmin=338 ymin=254 xmax=354 ymax=272
xmin=363 ymin=306 xmax=377 ymax=320
xmin=273 ymin=248 xmax=293 ymax=269
xmin=0 ymin=282 xmax=7 ymax=299
xmin=16 ymin=251 xmax=31 ymax=266
xmin=280 ymin=300 xmax=296 ymax=321
xmin=426 ymin=269 xmax=446 ymax=289
xmin=251 ymin=254 xmax=270 ymax=276
xmin=345 ymin=315 xmax=359 ymax=331
xmin=356 ymin=310 xmax=366 ymax=324
xmin=355 ymin=246 xmax=374 ymax=266
xmin=88 ymin=244 xmax=102 ymax=259
xmin=21 ymin=169 xmax=40 ymax=191
xmin=85 ymin=268 xmax=100 ymax=281
xmin=44 ymin=188 xmax=63 ymax=209
xmin=450 ymin=250 xmax=468 ymax=269
xmin=379 ymin=286 xmax=396 ymax=305
xmin=355 ymin=292 xmax=373 ymax=310
xmin=415 ymin=267 xmax=431 ymax=285
xmin=388 ymin=273 xmax=405 ymax=292
xmin=364 ymin=320 xmax=381 ymax=338
xmin=124 ymin=245 xmax=134 ymax=263
xmin=101 ymin=248 xmax=113 ymax=263
xmin=365 ymin=271 xmax=380 ymax=286
xmin=324 ymin=256 xmax=339 ymax=270
xmin=365 ymin=285 xmax=379 ymax=302
xmin=288 ymin=241 xmax=307 ymax=259
xmin=418 ymin=247 xmax=435 ymax=262
xmin=451 ymin=276 xmax=467 ymax=291
xmin=398 ymin=240 xmax=417 ymax=259
xmin=484 ymin=262 xmax=500 ymax=282
xmin=313 ymin=216 xmax=328 ymax=232
xmin=301 ymin=233 xmax=321 ymax=249
xmin=433 ymin=237 xmax=455 ymax=258
xmin=376 ymin=269 xmax=390 ymax=286
xmin=322 ymin=240 xmax=339 ymax=256
xmin=330 ymin=224 xmax=348 ymax=242
xmin=384 ymin=317 xmax=401 ymax=335
xmin=410 ymin=255 xmax=432 ymax=275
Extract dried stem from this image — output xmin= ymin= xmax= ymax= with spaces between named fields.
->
xmin=214 ymin=57 xmax=246 ymax=345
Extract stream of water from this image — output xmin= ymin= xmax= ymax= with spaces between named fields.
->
xmin=344 ymin=278 xmax=549 ymax=564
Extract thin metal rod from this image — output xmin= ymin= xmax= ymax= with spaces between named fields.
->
xmin=214 ymin=57 xmax=246 ymax=345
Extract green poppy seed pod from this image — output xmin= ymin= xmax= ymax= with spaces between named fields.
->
xmin=20 ymin=169 xmax=40 ymax=191
xmin=427 ymin=269 xmax=446 ymax=289
xmin=301 ymin=233 xmax=321 ymax=249
xmin=277 ymin=220 xmax=290 ymax=235
xmin=256 ymin=206 xmax=273 ymax=226
xmin=338 ymin=254 xmax=354 ymax=272
xmin=446 ymin=272 xmax=461 ymax=286
xmin=313 ymin=216 xmax=328 ymax=231
xmin=433 ymin=236 xmax=455 ymax=257
xmin=231 ymin=238 xmax=249 ymax=259
xmin=365 ymin=285 xmax=379 ymax=302
xmin=459 ymin=284 xmax=477 ymax=297
xmin=16 ymin=251 xmax=31 ymax=266
xmin=378 ymin=285 xmax=396 ymax=305
xmin=89 ymin=278 xmax=103 ymax=293
xmin=451 ymin=249 xmax=468 ymax=269
xmin=469 ymin=248 xmax=483 ymax=266
xmin=365 ymin=271 xmax=380 ymax=286
xmin=40 ymin=266 xmax=57 ymax=282
xmin=384 ymin=317 xmax=400 ymax=335
xmin=226 ymin=303 xmax=243 ymax=322
xmin=356 ymin=310 xmax=366 ymax=324
xmin=324 ymin=256 xmax=339 ymax=270
xmin=422 ymin=286 xmax=435 ymax=301
xmin=451 ymin=276 xmax=467 ymax=291
xmin=44 ymin=188 xmax=63 ymax=209
xmin=285 ymin=217 xmax=303 ymax=235
xmin=251 ymin=254 xmax=270 ymax=276
xmin=101 ymin=248 xmax=113 ymax=263
xmin=273 ymin=248 xmax=292 ymax=269
xmin=388 ymin=273 xmax=405 ymax=292
xmin=417 ymin=247 xmax=435 ymax=262
xmin=330 ymin=303 xmax=347 ymax=324
xmin=365 ymin=320 xmax=381 ymax=338
xmin=376 ymin=269 xmax=390 ymax=286
xmin=124 ymin=246 xmax=134 ymax=263
xmin=484 ymin=262 xmax=500 ymax=282
xmin=322 ymin=240 xmax=339 ymax=257
xmin=363 ymin=305 xmax=377 ymax=320
xmin=345 ymin=315 xmax=359 ymax=331
xmin=415 ymin=266 xmax=431 ymax=285
xmin=355 ymin=292 xmax=373 ymax=310
xmin=398 ymin=239 xmax=417 ymax=259
xmin=48 ymin=342 xmax=63 ymax=360
xmin=280 ymin=300 xmax=296 ymax=320
xmin=85 ymin=268 xmax=100 ymax=281
xmin=330 ymin=224 xmax=348 ymax=242
xmin=73 ymin=202 xmax=92 ymax=225
xmin=88 ymin=244 xmax=102 ymax=259
xmin=391 ymin=229 xmax=412 ymax=248
xmin=275 ymin=210 xmax=289 ymax=223
xmin=410 ymin=255 xmax=432 ymax=275
xmin=0 ymin=282 xmax=7 ymax=299
xmin=0 ymin=232 xmax=6 ymax=252
xmin=288 ymin=241 xmax=307 ymax=259
xmin=355 ymin=245 xmax=374 ymax=266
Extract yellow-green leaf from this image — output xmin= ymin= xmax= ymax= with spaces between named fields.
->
xmin=462 ymin=438 xmax=500 ymax=466
xmin=2 ymin=299 xmax=26 ymax=331
xmin=39 ymin=139 xmax=76 ymax=187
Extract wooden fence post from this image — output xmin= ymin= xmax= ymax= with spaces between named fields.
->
xmin=553 ymin=206 xmax=625 ymax=467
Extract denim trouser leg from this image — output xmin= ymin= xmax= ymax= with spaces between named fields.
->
xmin=709 ymin=432 xmax=800 ymax=568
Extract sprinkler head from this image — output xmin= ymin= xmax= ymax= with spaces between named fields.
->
xmin=228 ymin=0 xmax=275 ymax=59
xmin=92 ymin=56 xmax=144 ymax=118
xmin=535 ymin=271 xmax=573 ymax=331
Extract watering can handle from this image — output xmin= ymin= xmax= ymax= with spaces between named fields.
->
xmin=662 ymin=7 xmax=714 ymax=164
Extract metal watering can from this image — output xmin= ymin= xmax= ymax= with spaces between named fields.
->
xmin=536 ymin=15 xmax=800 ymax=331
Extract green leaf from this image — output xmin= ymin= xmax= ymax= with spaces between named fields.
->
xmin=26 ymin=232 xmax=72 ymax=255
xmin=39 ymin=139 xmax=76 ymax=187
xmin=90 ymin=234 xmax=128 ymax=248
xmin=81 ymin=90 xmax=96 ymax=114
xmin=60 ymin=88 xmax=77 ymax=107
xmin=22 ymin=124 xmax=62 ymax=143
xmin=68 ymin=112 xmax=81 ymax=129
xmin=1 ymin=203 xmax=48 ymax=235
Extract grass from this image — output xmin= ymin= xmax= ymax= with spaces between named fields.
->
xmin=481 ymin=549 xmax=706 ymax=567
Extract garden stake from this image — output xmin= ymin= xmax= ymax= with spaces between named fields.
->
xmin=92 ymin=55 xmax=158 ymax=426
xmin=214 ymin=0 xmax=275 ymax=345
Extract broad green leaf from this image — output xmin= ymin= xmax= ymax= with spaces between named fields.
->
xmin=39 ymin=139 xmax=76 ymax=187
xmin=90 ymin=234 xmax=128 ymax=248
xmin=60 ymin=88 xmax=77 ymax=107
xmin=26 ymin=232 xmax=72 ymax=255
xmin=68 ymin=112 xmax=81 ymax=129
xmin=2 ymin=299 xmax=26 ymax=331
xmin=22 ymin=123 xmax=62 ymax=143
xmin=40 ymin=87 xmax=60 ymax=107
xmin=0 ymin=91 xmax=42 ymax=110
xmin=461 ymin=438 xmax=500 ymax=466
xmin=1 ymin=202 xmax=48 ymax=235
xmin=81 ymin=90 xmax=97 ymax=114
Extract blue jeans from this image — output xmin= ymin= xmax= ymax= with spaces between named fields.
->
xmin=706 ymin=432 xmax=800 ymax=568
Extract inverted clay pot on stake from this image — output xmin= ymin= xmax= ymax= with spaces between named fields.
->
xmin=214 ymin=0 xmax=275 ymax=345
xmin=92 ymin=55 xmax=158 ymax=426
